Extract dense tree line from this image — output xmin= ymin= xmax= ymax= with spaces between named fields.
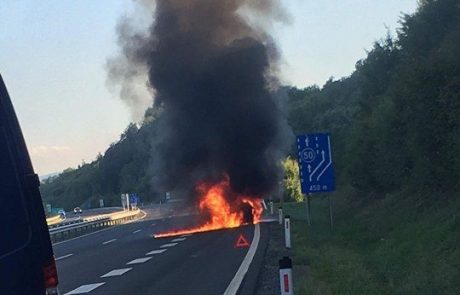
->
xmin=41 ymin=0 xmax=460 ymax=209
xmin=288 ymin=0 xmax=460 ymax=198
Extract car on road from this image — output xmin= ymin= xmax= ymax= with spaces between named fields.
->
xmin=73 ymin=207 xmax=82 ymax=214
xmin=0 ymin=74 xmax=59 ymax=294
xmin=58 ymin=210 xmax=66 ymax=219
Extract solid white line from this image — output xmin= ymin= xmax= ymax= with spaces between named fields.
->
xmin=132 ymin=229 xmax=142 ymax=234
xmin=223 ymin=224 xmax=260 ymax=295
xmin=160 ymin=242 xmax=178 ymax=248
xmin=127 ymin=257 xmax=152 ymax=264
xmin=171 ymin=237 xmax=186 ymax=242
xmin=101 ymin=268 xmax=132 ymax=278
xmin=146 ymin=249 xmax=167 ymax=255
xmin=55 ymin=254 xmax=73 ymax=261
xmin=102 ymin=239 xmax=117 ymax=245
xmin=64 ymin=283 xmax=105 ymax=294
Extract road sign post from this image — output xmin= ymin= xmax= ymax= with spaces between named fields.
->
xmin=328 ymin=195 xmax=334 ymax=230
xmin=296 ymin=133 xmax=335 ymax=229
xmin=305 ymin=194 xmax=311 ymax=226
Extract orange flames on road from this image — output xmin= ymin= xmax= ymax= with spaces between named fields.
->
xmin=154 ymin=178 xmax=263 ymax=238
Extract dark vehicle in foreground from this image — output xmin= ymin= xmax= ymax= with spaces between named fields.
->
xmin=0 ymin=74 xmax=59 ymax=294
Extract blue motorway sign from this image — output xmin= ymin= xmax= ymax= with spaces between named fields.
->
xmin=296 ymin=133 xmax=335 ymax=193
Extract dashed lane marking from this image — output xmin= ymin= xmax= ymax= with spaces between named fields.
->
xmin=64 ymin=283 xmax=105 ymax=294
xmin=146 ymin=249 xmax=167 ymax=255
xmin=171 ymin=237 xmax=186 ymax=242
xmin=55 ymin=254 xmax=73 ymax=261
xmin=132 ymin=229 xmax=142 ymax=234
xmin=160 ymin=242 xmax=178 ymax=248
xmin=127 ymin=257 xmax=152 ymax=264
xmin=180 ymin=234 xmax=192 ymax=237
xmin=100 ymin=268 xmax=132 ymax=278
xmin=102 ymin=239 xmax=117 ymax=245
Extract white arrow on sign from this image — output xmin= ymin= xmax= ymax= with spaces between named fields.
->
xmin=316 ymin=136 xmax=332 ymax=181
xmin=309 ymin=150 xmax=325 ymax=181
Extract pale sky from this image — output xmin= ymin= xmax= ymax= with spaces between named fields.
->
xmin=0 ymin=1 xmax=418 ymax=175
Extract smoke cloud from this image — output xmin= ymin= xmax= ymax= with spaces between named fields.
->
xmin=109 ymin=0 xmax=292 ymax=200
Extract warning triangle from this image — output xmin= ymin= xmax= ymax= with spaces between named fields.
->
xmin=235 ymin=234 xmax=250 ymax=248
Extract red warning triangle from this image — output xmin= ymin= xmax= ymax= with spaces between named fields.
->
xmin=235 ymin=234 xmax=250 ymax=248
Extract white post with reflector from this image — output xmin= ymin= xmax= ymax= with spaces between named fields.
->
xmin=284 ymin=215 xmax=291 ymax=248
xmin=261 ymin=199 xmax=268 ymax=210
xmin=279 ymin=256 xmax=294 ymax=295
xmin=270 ymin=201 xmax=274 ymax=215
xmin=278 ymin=207 xmax=283 ymax=225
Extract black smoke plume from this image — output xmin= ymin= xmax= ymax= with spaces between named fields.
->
xmin=109 ymin=0 xmax=292 ymax=200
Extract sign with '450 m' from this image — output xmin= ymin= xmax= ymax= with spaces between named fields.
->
xmin=296 ymin=133 xmax=335 ymax=193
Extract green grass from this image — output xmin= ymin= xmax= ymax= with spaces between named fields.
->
xmin=279 ymin=192 xmax=460 ymax=295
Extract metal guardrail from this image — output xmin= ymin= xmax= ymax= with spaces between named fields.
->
xmin=49 ymin=209 xmax=141 ymax=243
xmin=46 ymin=215 xmax=63 ymax=226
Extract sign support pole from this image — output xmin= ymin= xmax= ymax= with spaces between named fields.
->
xmin=328 ymin=195 xmax=333 ymax=231
xmin=305 ymin=194 xmax=311 ymax=226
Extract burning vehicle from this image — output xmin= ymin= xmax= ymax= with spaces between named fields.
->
xmin=108 ymin=0 xmax=292 ymax=236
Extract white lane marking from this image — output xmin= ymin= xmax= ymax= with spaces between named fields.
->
xmin=223 ymin=224 xmax=261 ymax=295
xmin=146 ymin=249 xmax=167 ymax=255
xmin=102 ymin=238 xmax=117 ymax=245
xmin=55 ymin=254 xmax=73 ymax=261
xmin=127 ymin=257 xmax=152 ymax=264
xmin=180 ymin=234 xmax=192 ymax=237
xmin=132 ymin=229 xmax=142 ymax=234
xmin=151 ymin=223 xmax=156 ymax=226
xmin=53 ymin=210 xmax=146 ymax=246
xmin=64 ymin=283 xmax=105 ymax=294
xmin=171 ymin=237 xmax=186 ymax=242
xmin=101 ymin=268 xmax=132 ymax=278
xmin=53 ymin=225 xmax=117 ymax=246
xmin=160 ymin=242 xmax=178 ymax=248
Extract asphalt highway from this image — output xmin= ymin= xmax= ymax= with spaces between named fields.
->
xmin=54 ymin=208 xmax=266 ymax=295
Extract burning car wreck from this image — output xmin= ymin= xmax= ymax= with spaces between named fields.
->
xmin=108 ymin=0 xmax=292 ymax=237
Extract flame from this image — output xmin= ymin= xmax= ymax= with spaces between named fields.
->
xmin=154 ymin=177 xmax=263 ymax=238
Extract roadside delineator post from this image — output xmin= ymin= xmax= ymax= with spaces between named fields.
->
xmin=279 ymin=256 xmax=294 ymax=295
xmin=270 ymin=201 xmax=274 ymax=215
xmin=284 ymin=215 xmax=291 ymax=248
xmin=262 ymin=199 xmax=268 ymax=210
xmin=278 ymin=207 xmax=283 ymax=225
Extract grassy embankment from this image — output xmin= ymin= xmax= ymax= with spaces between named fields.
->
xmin=280 ymin=192 xmax=460 ymax=294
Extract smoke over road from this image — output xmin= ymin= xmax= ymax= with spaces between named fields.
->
xmin=108 ymin=0 xmax=292 ymax=202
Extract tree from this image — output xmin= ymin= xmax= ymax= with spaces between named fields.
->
xmin=282 ymin=157 xmax=303 ymax=202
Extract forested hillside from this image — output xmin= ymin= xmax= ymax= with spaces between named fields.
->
xmin=288 ymin=0 xmax=460 ymax=198
xmin=41 ymin=0 xmax=460 ymax=209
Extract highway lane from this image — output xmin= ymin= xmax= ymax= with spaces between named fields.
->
xmin=54 ymin=208 xmax=264 ymax=295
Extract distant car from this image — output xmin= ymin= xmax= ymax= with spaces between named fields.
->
xmin=73 ymin=207 xmax=82 ymax=214
xmin=58 ymin=210 xmax=66 ymax=218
